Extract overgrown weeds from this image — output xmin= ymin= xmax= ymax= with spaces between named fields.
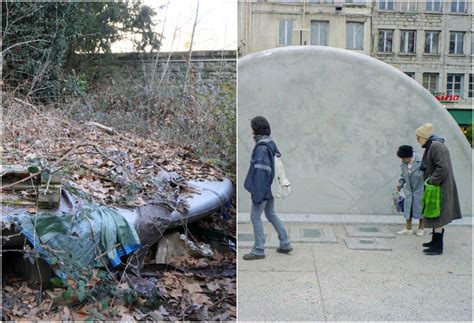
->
xmin=57 ymin=62 xmax=236 ymax=178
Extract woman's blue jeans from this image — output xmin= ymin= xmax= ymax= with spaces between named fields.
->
xmin=250 ymin=198 xmax=291 ymax=256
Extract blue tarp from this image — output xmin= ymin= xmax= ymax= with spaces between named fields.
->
xmin=13 ymin=203 xmax=141 ymax=280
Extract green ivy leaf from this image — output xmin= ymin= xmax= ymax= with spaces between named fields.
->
xmin=27 ymin=165 xmax=40 ymax=173
xmin=49 ymin=257 xmax=59 ymax=266
xmin=100 ymin=298 xmax=109 ymax=310
xmin=50 ymin=277 xmax=64 ymax=287
xmin=77 ymin=290 xmax=86 ymax=302
xmin=62 ymin=289 xmax=73 ymax=300
xmin=41 ymin=171 xmax=50 ymax=182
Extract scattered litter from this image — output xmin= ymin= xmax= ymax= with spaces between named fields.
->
xmin=180 ymin=233 xmax=214 ymax=258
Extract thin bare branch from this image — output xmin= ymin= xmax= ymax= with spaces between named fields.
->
xmin=182 ymin=0 xmax=200 ymax=95
xmin=1 ymin=39 xmax=49 ymax=56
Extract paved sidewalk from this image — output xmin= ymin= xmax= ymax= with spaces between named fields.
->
xmin=238 ymin=222 xmax=472 ymax=321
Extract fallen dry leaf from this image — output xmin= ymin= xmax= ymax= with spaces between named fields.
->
xmin=120 ymin=314 xmax=136 ymax=322
xmin=71 ymin=310 xmax=90 ymax=321
xmin=184 ymin=282 xmax=203 ymax=294
xmin=190 ymin=293 xmax=211 ymax=305
xmin=206 ymin=281 xmax=220 ymax=292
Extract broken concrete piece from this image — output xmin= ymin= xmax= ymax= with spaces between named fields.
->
xmin=154 ymin=231 xmax=187 ymax=264
xmin=154 ymin=232 xmax=215 ymax=264
xmin=1 ymin=164 xmax=61 ymax=209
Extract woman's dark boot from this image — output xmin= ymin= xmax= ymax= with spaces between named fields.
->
xmin=422 ymin=228 xmax=436 ymax=247
xmin=423 ymin=229 xmax=444 ymax=255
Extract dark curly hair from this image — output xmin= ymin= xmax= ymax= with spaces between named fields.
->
xmin=251 ymin=116 xmax=271 ymax=136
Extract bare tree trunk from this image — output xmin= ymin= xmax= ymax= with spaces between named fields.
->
xmin=149 ymin=0 xmax=170 ymax=92
xmin=182 ymin=0 xmax=200 ymax=96
xmin=138 ymin=1 xmax=170 ymax=128
xmin=155 ymin=13 xmax=181 ymax=120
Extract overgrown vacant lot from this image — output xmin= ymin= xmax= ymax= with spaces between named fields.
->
xmin=2 ymin=2 xmax=236 ymax=319
xmin=1 ymin=96 xmax=236 ymax=321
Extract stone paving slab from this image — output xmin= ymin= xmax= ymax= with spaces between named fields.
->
xmin=345 ymin=225 xmax=395 ymax=238
xmin=238 ymin=212 xmax=473 ymax=226
xmin=311 ymin=236 xmax=472 ymax=275
xmin=289 ymin=227 xmax=337 ymax=243
xmin=237 ymin=224 xmax=472 ymax=321
xmin=238 ymin=271 xmax=325 ymax=321
xmin=237 ymin=232 xmax=278 ymax=248
xmin=238 ymin=245 xmax=315 ymax=272
xmin=318 ymin=272 xmax=472 ymax=321
xmin=344 ymin=237 xmax=392 ymax=251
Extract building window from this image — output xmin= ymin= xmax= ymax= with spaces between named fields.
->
xmin=278 ymin=20 xmax=293 ymax=46
xmin=400 ymin=30 xmax=416 ymax=54
xmin=378 ymin=29 xmax=393 ymax=52
xmin=469 ymin=74 xmax=473 ymax=98
xmin=425 ymin=31 xmax=440 ymax=54
xmin=310 ymin=21 xmax=329 ymax=46
xmin=379 ymin=0 xmax=394 ymax=10
xmin=309 ymin=0 xmax=335 ymax=3
xmin=471 ymin=33 xmax=474 ymax=55
xmin=423 ymin=73 xmax=439 ymax=94
xmin=426 ymin=0 xmax=442 ymax=12
xmin=400 ymin=0 xmax=417 ymax=11
xmin=346 ymin=22 xmax=364 ymax=50
xmin=449 ymin=32 xmax=465 ymax=54
xmin=404 ymin=72 xmax=415 ymax=79
xmin=447 ymin=74 xmax=464 ymax=97
xmin=450 ymin=0 xmax=466 ymax=13
xmin=345 ymin=0 xmax=366 ymax=3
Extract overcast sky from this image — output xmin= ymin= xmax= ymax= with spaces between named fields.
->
xmin=112 ymin=0 xmax=237 ymax=52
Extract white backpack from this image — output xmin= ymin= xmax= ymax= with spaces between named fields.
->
xmin=272 ymin=155 xmax=291 ymax=198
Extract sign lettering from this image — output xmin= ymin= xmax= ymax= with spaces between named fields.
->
xmin=435 ymin=94 xmax=460 ymax=102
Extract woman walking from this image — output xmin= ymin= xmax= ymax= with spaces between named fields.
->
xmin=415 ymin=123 xmax=462 ymax=255
xmin=243 ymin=116 xmax=292 ymax=260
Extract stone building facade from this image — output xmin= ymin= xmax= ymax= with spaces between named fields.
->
xmin=239 ymin=0 xmax=473 ymax=115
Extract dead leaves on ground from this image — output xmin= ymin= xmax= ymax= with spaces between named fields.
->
xmin=1 ymin=104 xmax=235 ymax=321
xmin=2 ymin=260 xmax=236 ymax=321
xmin=2 ymin=106 xmax=225 ymax=208
xmin=2 ymin=280 xmax=55 ymax=321
xmin=158 ymin=268 xmax=236 ymax=321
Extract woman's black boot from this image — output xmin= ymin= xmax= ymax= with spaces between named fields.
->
xmin=423 ymin=229 xmax=444 ymax=255
xmin=422 ymin=228 xmax=436 ymax=247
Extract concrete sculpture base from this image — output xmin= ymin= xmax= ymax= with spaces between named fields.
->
xmin=238 ymin=46 xmax=472 ymax=216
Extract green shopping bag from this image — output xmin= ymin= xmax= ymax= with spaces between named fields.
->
xmin=422 ymin=178 xmax=442 ymax=219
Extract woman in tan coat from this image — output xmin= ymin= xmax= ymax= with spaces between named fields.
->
xmin=415 ymin=123 xmax=462 ymax=255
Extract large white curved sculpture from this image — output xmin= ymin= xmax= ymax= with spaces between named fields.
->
xmin=238 ymin=46 xmax=472 ymax=216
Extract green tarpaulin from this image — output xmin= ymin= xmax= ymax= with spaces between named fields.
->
xmin=16 ymin=203 xmax=141 ymax=280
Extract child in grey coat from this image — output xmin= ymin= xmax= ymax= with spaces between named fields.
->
xmin=396 ymin=145 xmax=424 ymax=236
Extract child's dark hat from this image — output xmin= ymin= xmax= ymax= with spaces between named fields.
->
xmin=397 ymin=145 xmax=413 ymax=158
